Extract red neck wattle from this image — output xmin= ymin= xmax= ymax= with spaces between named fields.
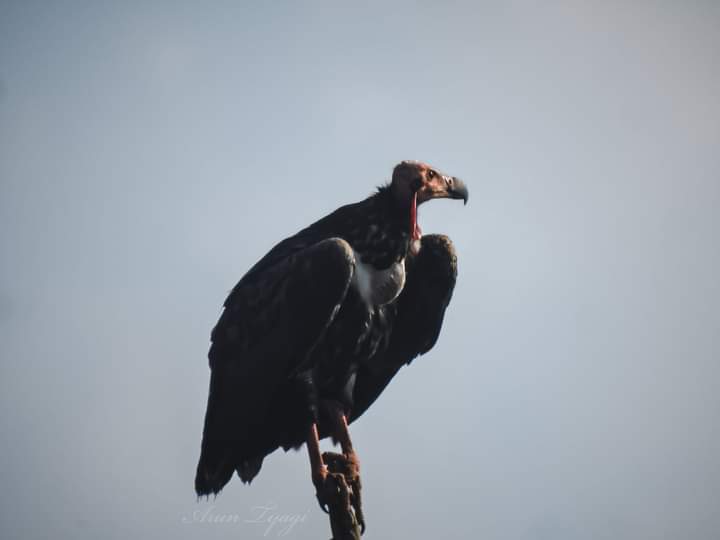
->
xmin=410 ymin=193 xmax=421 ymax=241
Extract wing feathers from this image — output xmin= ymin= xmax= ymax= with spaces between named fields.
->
xmin=196 ymin=237 xmax=356 ymax=495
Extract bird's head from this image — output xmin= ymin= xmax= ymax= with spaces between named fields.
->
xmin=390 ymin=160 xmax=468 ymax=241
xmin=390 ymin=160 xmax=468 ymax=206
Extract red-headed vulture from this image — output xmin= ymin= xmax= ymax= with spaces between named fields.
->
xmin=196 ymin=161 xmax=468 ymax=522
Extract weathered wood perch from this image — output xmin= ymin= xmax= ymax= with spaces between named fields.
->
xmin=319 ymin=451 xmax=364 ymax=540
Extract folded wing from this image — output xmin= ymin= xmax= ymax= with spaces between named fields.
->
xmin=196 ymin=237 xmax=356 ymax=495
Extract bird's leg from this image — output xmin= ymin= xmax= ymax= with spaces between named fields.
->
xmin=334 ymin=412 xmax=361 ymax=479
xmin=325 ymin=404 xmax=365 ymax=533
xmin=297 ymin=370 xmax=331 ymax=512
xmin=306 ymin=422 xmax=330 ymax=513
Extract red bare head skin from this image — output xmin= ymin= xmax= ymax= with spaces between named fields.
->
xmin=389 ymin=160 xmax=469 ymax=245
xmin=390 ymin=160 xmax=468 ymax=207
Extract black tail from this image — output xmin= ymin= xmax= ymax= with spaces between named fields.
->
xmin=195 ymin=441 xmax=235 ymax=496
xmin=195 ymin=369 xmax=267 ymax=496
xmin=195 ymin=370 xmax=239 ymax=496
xmin=195 ymin=439 xmax=265 ymax=496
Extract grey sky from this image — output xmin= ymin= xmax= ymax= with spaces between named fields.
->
xmin=1 ymin=1 xmax=719 ymax=539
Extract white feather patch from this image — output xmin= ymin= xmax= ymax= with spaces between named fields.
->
xmin=351 ymin=249 xmax=406 ymax=306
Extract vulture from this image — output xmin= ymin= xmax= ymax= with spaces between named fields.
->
xmin=196 ymin=160 xmax=468 ymax=516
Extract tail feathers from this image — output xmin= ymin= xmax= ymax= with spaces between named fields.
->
xmin=195 ymin=443 xmax=235 ymax=496
xmin=237 ymin=457 xmax=263 ymax=484
xmin=195 ymin=443 xmax=265 ymax=496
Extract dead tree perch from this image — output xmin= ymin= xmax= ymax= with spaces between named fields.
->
xmin=318 ymin=451 xmax=364 ymax=540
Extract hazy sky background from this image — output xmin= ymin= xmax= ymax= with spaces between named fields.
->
xmin=1 ymin=2 xmax=719 ymax=539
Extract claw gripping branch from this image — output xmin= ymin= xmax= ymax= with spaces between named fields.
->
xmin=320 ymin=451 xmax=364 ymax=540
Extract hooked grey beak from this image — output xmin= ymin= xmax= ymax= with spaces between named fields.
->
xmin=445 ymin=176 xmax=469 ymax=205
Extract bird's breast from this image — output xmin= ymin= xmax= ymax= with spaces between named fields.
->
xmin=351 ymin=251 xmax=406 ymax=306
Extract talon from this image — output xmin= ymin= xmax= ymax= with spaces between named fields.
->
xmin=312 ymin=463 xmax=330 ymax=513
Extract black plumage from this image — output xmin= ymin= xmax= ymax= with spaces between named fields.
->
xmin=196 ymin=161 xmax=468 ymax=496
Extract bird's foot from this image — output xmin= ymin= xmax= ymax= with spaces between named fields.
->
xmin=312 ymin=464 xmax=331 ymax=513
xmin=323 ymin=451 xmax=365 ymax=534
